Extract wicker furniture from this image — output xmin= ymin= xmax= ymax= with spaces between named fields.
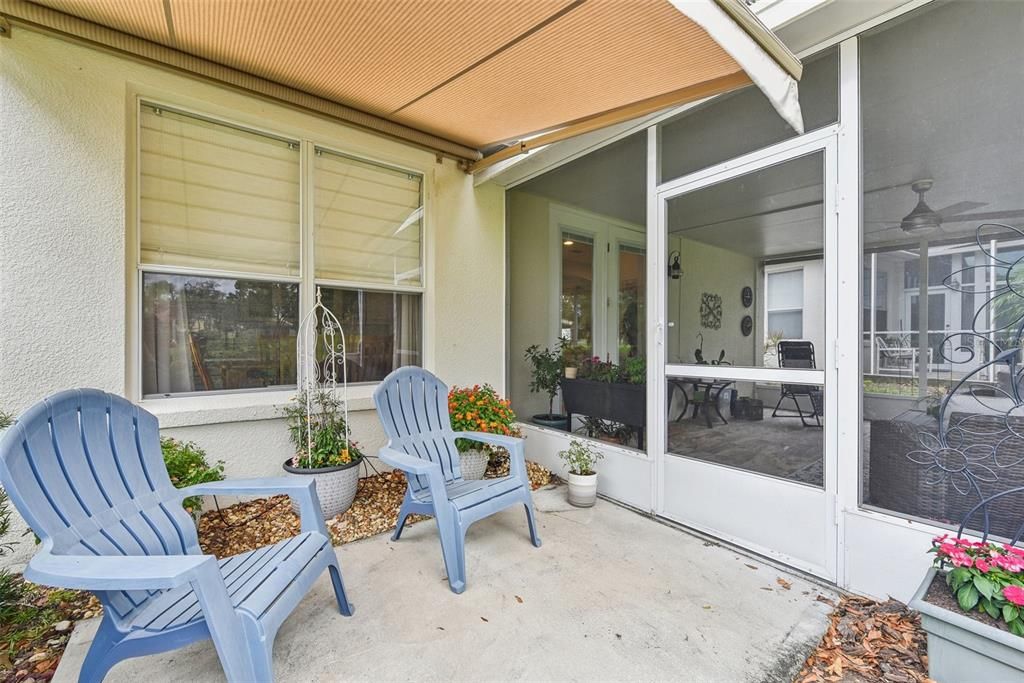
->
xmin=868 ymin=410 xmax=1024 ymax=537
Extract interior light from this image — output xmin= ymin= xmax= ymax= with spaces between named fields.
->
xmin=563 ymin=239 xmax=574 ymax=246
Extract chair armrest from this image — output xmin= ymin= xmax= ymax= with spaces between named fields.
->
xmin=181 ymin=477 xmax=314 ymax=498
xmin=454 ymin=431 xmax=527 ymax=481
xmin=181 ymin=477 xmax=328 ymax=535
xmin=26 ymin=547 xmax=214 ymax=591
xmin=378 ymin=446 xmax=442 ymax=477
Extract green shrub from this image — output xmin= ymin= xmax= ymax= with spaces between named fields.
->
xmin=160 ymin=437 xmax=224 ymax=513
xmin=0 ymin=410 xmax=13 ymax=430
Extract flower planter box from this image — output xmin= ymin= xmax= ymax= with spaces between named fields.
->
xmin=910 ymin=568 xmax=1024 ymax=682
xmin=561 ymin=379 xmax=645 ymax=448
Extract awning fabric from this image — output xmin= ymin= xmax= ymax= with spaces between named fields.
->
xmin=0 ymin=0 xmax=802 ymax=170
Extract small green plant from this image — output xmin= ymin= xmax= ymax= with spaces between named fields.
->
xmin=524 ymin=344 xmax=564 ymax=418
xmin=161 ymin=437 xmax=225 ymax=513
xmin=581 ymin=416 xmax=633 ymax=443
xmin=283 ymin=390 xmax=364 ymax=469
xmin=621 ymin=355 xmax=646 ymax=384
xmin=0 ymin=410 xmax=13 ymax=430
xmin=558 ymin=438 xmax=604 ymax=476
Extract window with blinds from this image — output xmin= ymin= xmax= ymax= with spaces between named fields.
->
xmin=314 ymin=147 xmax=423 ymax=286
xmin=139 ymin=104 xmax=301 ymax=276
xmin=136 ymin=101 xmax=424 ymax=397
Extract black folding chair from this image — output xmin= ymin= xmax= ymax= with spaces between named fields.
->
xmin=772 ymin=340 xmax=822 ymax=427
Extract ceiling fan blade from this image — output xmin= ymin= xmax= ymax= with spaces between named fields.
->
xmin=943 ymin=209 xmax=1024 ymax=223
xmin=936 ymin=201 xmax=986 ymax=219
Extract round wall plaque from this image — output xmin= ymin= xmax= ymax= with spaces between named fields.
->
xmin=741 ymin=286 xmax=753 ymax=308
xmin=741 ymin=315 xmax=753 ymax=337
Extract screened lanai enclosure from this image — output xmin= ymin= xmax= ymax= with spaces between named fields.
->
xmin=508 ymin=0 xmax=1024 ymax=579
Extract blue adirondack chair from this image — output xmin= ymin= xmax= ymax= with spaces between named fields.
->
xmin=373 ymin=368 xmax=541 ymax=594
xmin=0 ymin=389 xmax=353 ymax=682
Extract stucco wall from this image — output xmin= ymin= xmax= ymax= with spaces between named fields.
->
xmin=0 ymin=28 xmax=505 ymax=479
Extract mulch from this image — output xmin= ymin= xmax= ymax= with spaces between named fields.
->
xmin=0 ymin=579 xmax=100 ymax=683
xmin=797 ymin=594 xmax=933 ymax=682
xmin=199 ymin=460 xmax=553 ymax=558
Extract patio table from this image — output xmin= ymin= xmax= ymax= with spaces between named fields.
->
xmin=670 ymin=378 xmax=734 ymax=428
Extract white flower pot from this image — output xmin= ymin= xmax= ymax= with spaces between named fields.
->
xmin=567 ymin=472 xmax=598 ymax=507
xmin=564 ymin=367 xmax=578 ymax=379
xmin=459 ymin=449 xmax=489 ymax=480
xmin=282 ymin=457 xmax=360 ymax=519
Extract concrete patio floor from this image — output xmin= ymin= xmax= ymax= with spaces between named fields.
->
xmin=55 ymin=486 xmax=836 ymax=682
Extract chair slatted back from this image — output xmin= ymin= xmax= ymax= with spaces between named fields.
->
xmin=373 ymin=368 xmax=462 ymax=495
xmin=778 ymin=341 xmax=817 ymax=395
xmin=0 ymin=389 xmax=200 ymax=626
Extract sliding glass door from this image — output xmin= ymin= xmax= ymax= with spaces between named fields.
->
xmin=653 ymin=138 xmax=838 ymax=579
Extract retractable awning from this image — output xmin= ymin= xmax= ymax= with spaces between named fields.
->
xmin=0 ymin=0 xmax=802 ymax=172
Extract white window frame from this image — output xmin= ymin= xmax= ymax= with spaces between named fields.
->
xmin=764 ymin=265 xmax=805 ymax=341
xmin=131 ymin=97 xmax=428 ymax=401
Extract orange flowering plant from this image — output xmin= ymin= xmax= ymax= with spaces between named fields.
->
xmin=448 ymin=384 xmax=521 ymax=453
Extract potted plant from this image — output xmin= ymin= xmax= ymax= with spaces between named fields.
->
xmin=909 ymin=535 xmax=1024 ymax=681
xmin=448 ymin=384 xmax=520 ymax=480
xmin=561 ymin=355 xmax=647 ymax=448
xmin=558 ymin=438 xmax=604 ymax=507
xmin=562 ymin=341 xmax=588 ymax=379
xmin=282 ymin=389 xmax=364 ymax=518
xmin=524 ymin=344 xmax=569 ymax=429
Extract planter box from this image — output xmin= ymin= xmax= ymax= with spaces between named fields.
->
xmin=910 ymin=568 xmax=1024 ymax=682
xmin=561 ymin=378 xmax=645 ymax=447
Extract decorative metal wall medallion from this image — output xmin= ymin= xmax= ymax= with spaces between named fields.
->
xmin=741 ymin=315 xmax=753 ymax=337
xmin=700 ymin=292 xmax=722 ymax=330
xmin=741 ymin=286 xmax=753 ymax=308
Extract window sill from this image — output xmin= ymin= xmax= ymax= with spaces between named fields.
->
xmin=144 ymin=385 xmax=379 ymax=428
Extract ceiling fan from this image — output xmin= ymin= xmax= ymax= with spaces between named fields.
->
xmin=865 ymin=179 xmax=1024 ymax=237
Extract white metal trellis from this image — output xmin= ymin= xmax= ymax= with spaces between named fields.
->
xmin=296 ymin=287 xmax=349 ymax=468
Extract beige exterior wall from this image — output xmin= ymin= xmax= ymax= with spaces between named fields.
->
xmin=0 ymin=27 xmax=505 ymax=478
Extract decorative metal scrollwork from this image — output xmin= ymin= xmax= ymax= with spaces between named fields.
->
xmin=296 ymin=287 xmax=349 ymax=466
xmin=903 ymin=224 xmax=1024 ymax=536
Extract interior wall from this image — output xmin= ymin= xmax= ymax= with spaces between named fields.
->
xmin=667 ymin=236 xmax=758 ymax=367
xmin=0 ymin=27 xmax=505 ymax=479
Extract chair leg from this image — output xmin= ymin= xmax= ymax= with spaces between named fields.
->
xmin=523 ymin=501 xmax=542 ymax=547
xmin=771 ymin=392 xmax=788 ymax=417
xmin=248 ymin=637 xmax=275 ymax=683
xmin=328 ymin=562 xmax=354 ymax=616
xmin=392 ymin=492 xmax=413 ymax=541
xmin=78 ymin=614 xmax=121 ymax=683
xmin=437 ymin=514 xmax=466 ymax=594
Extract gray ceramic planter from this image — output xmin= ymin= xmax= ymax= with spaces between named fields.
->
xmin=910 ymin=568 xmax=1024 ymax=682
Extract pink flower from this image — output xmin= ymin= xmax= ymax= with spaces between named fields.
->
xmin=1003 ymin=585 xmax=1024 ymax=606
xmin=1005 ymin=544 xmax=1024 ymax=559
xmin=949 ymin=550 xmax=973 ymax=568
xmin=975 ymin=558 xmax=991 ymax=573
xmin=995 ymin=554 xmax=1024 ymax=573
xmin=938 ymin=542 xmax=958 ymax=556
xmin=933 ymin=534 xmax=950 ymax=545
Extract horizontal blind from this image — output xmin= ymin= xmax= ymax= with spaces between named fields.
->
xmin=139 ymin=104 xmax=301 ymax=277
xmin=314 ymin=147 xmax=423 ymax=286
